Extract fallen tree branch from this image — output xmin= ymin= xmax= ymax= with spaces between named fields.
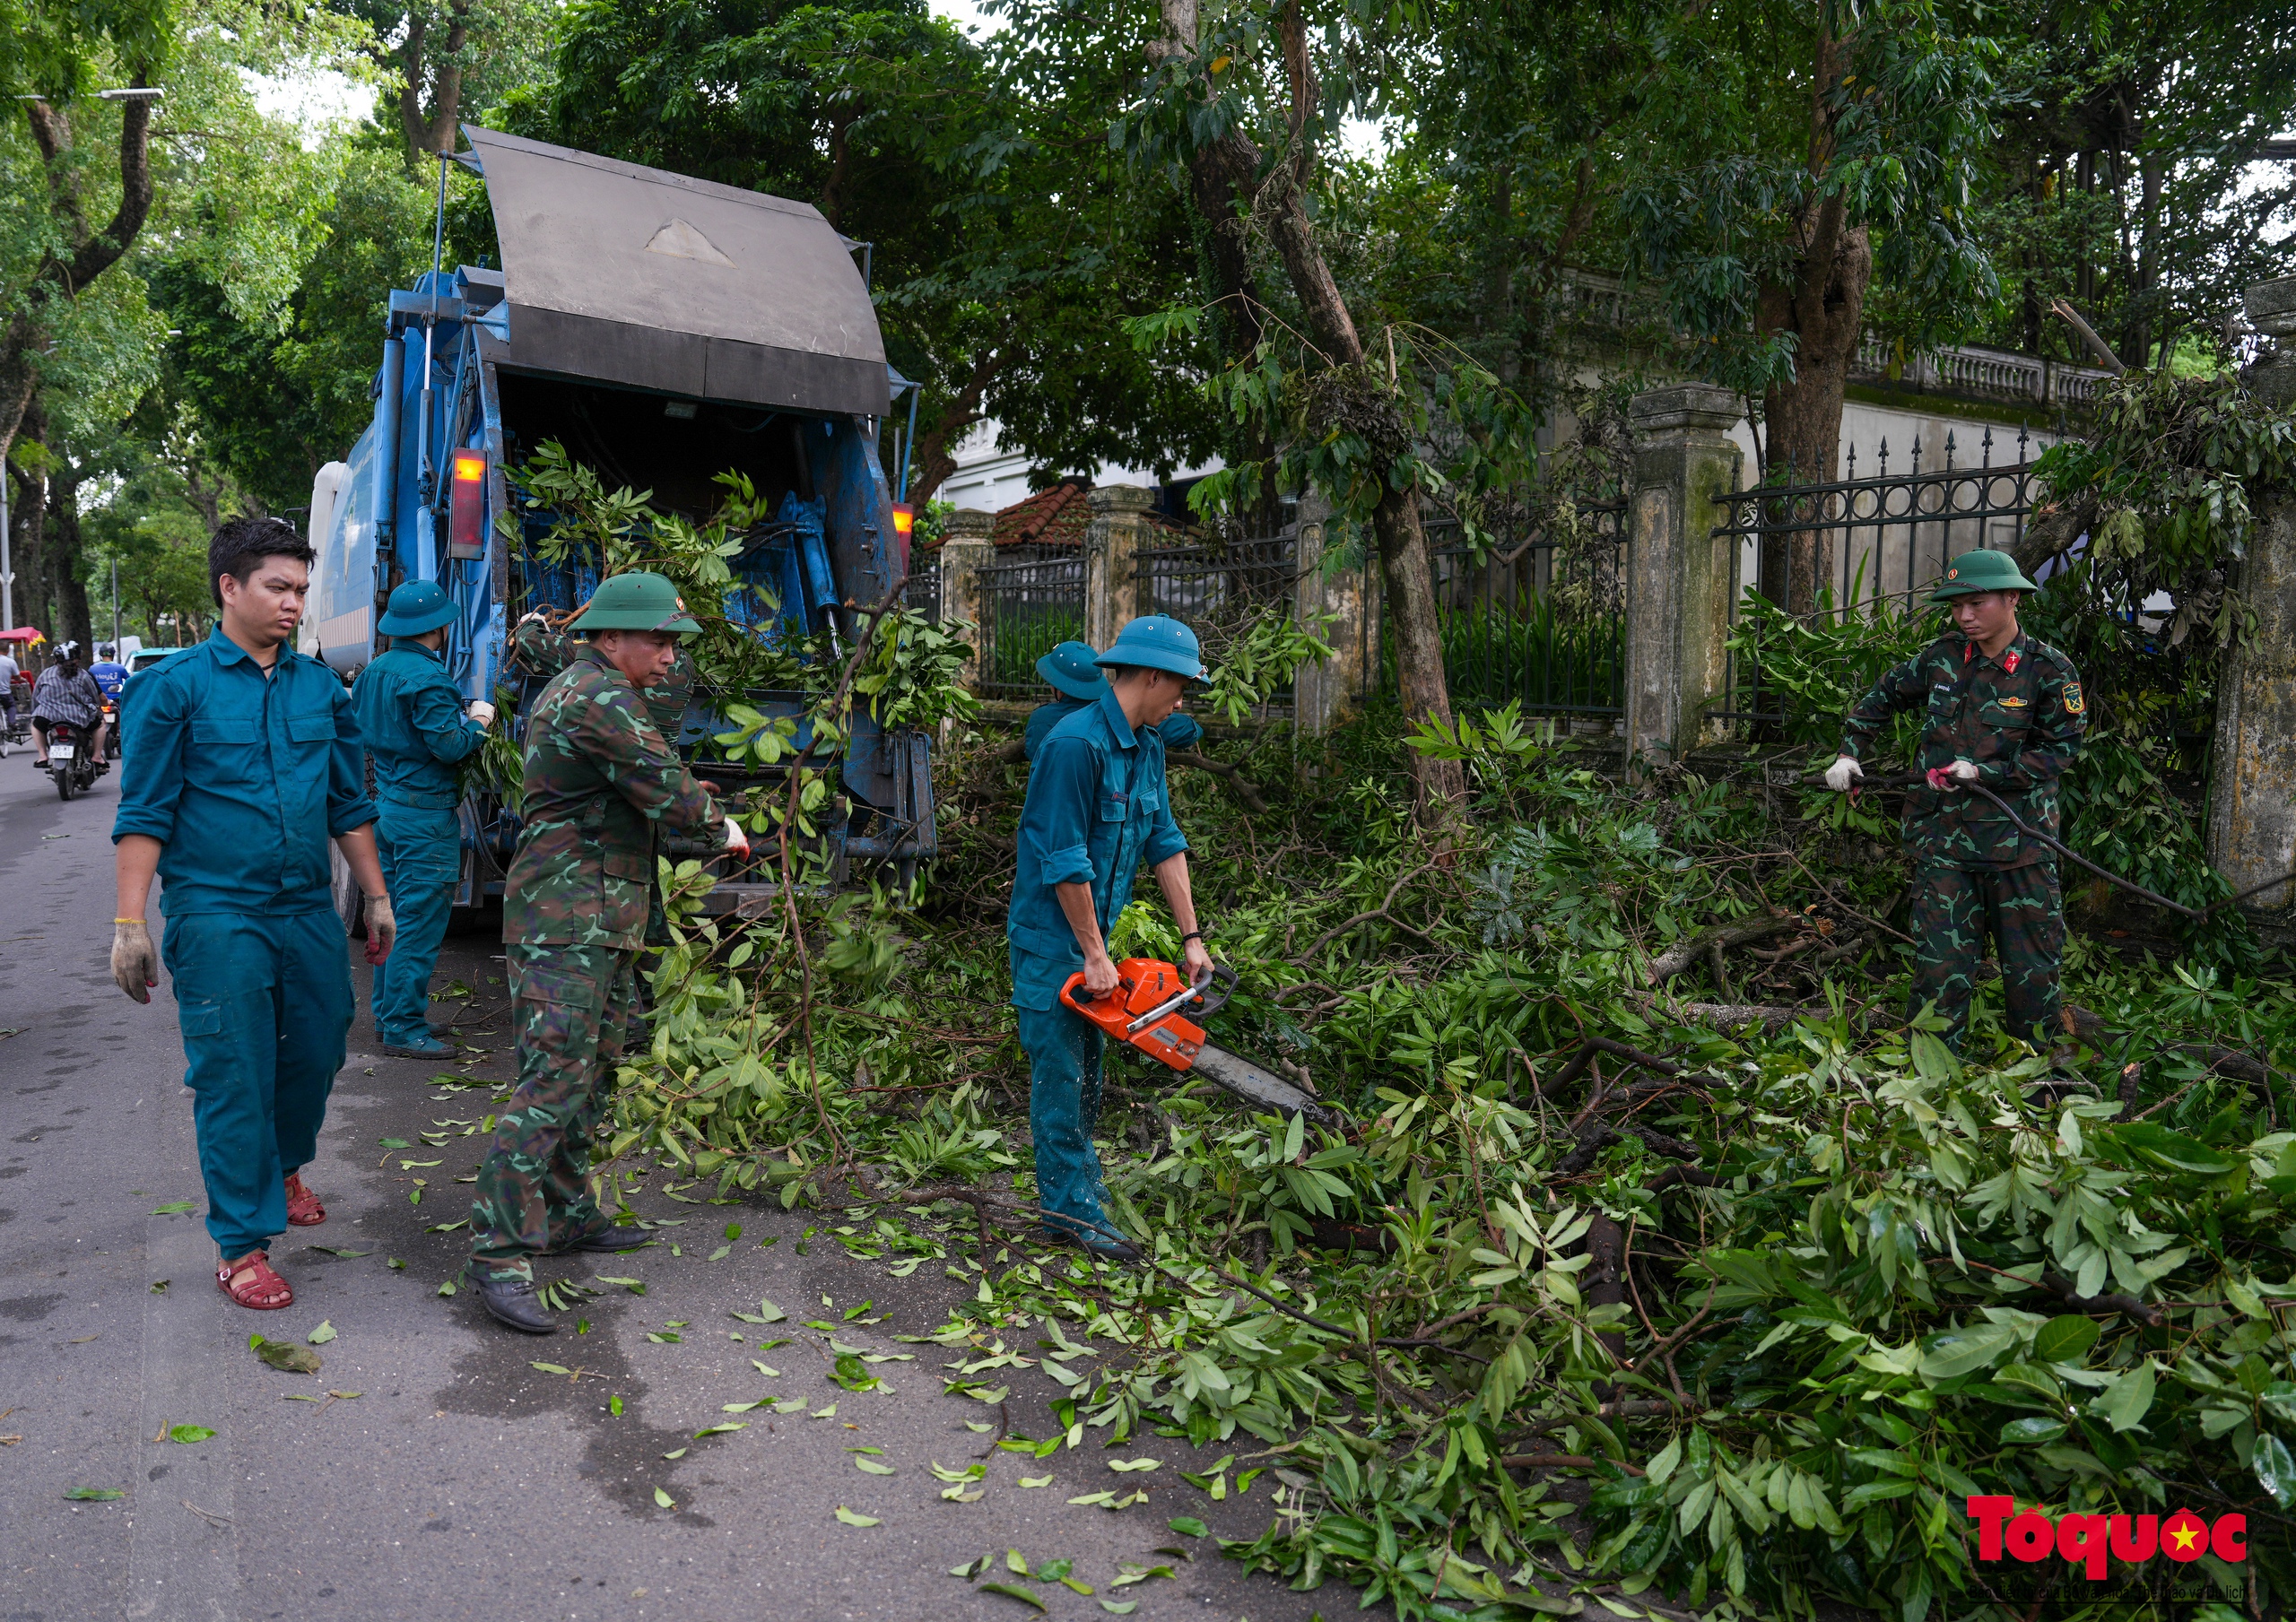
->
xmin=1291 ymin=857 xmax=1442 ymax=964
xmin=1499 ymin=1453 xmax=1645 ymax=1478
xmin=1644 ymin=914 xmax=1798 ymax=986
xmin=2065 ymin=1003 xmax=2286 ymax=1098
xmin=1960 ymin=1257 xmax=2166 ymax=1328
xmin=1168 ymin=750 xmax=1268 ymax=814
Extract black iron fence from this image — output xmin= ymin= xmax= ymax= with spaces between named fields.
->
xmin=975 ymin=551 xmax=1084 ymax=698
xmin=900 ymin=553 xmax=940 ymax=617
xmin=1135 ymin=531 xmax=1300 ymax=716
xmin=1709 ymin=426 xmax=2057 ymax=734
xmin=1413 ymin=497 xmax=1629 ymax=721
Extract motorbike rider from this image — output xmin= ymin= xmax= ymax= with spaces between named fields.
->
xmin=31 ymin=642 xmax=108 ymax=771
xmin=90 ymin=643 xmax=129 ymax=755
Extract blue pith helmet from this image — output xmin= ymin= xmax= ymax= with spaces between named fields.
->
xmin=1095 ymin=615 xmax=1204 ymax=681
xmin=1035 ymin=639 xmax=1110 ymax=701
xmin=378 ymin=579 xmax=457 ymax=637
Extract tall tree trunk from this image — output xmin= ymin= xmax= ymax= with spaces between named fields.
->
xmin=1752 ymin=30 xmax=1871 ymax=615
xmin=905 ymin=344 xmax=1005 ymax=506
xmin=1152 ymin=0 xmax=1463 ymax=818
xmin=420 ymin=0 xmax=474 ymax=158
xmin=2127 ymin=144 xmax=2162 ymax=370
xmin=0 ymin=90 xmax=156 ymax=469
xmin=10 ymin=415 xmax=49 ymax=638
xmin=48 ymin=463 xmax=93 ymax=651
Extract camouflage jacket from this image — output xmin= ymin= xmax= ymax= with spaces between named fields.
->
xmin=510 ymin=618 xmax=696 ymax=741
xmin=504 ymin=646 xmax=723 ymax=948
xmin=1839 ymin=629 xmax=2086 ymax=869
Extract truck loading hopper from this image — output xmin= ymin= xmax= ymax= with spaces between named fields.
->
xmin=463 ymin=125 xmax=888 ymax=419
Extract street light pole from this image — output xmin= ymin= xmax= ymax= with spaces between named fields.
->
xmin=1 ymin=468 xmax=12 ymax=632
xmin=110 ymin=553 xmax=119 ymax=650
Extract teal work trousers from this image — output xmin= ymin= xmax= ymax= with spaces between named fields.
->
xmin=161 ymin=910 xmax=352 ymax=1257
xmin=371 ymin=799 xmax=459 ymax=1045
xmin=1015 ymin=1001 xmax=1110 ymax=1243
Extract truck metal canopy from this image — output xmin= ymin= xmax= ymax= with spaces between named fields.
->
xmin=463 ymin=126 xmax=888 ymax=418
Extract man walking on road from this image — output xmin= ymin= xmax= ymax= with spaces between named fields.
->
xmin=466 ymin=571 xmax=744 ymax=1334
xmin=352 ymin=581 xmax=496 ymax=1059
xmin=1824 ymin=549 xmax=2086 ymax=1054
xmin=109 ymin=516 xmax=398 ymax=1312
xmin=1008 ymin=616 xmax=1213 ymax=1262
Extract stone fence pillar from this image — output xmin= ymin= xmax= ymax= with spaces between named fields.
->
xmin=1622 ymin=384 xmax=1744 ymax=771
xmin=1084 ymin=485 xmax=1157 ymax=648
xmin=937 ymin=508 xmax=997 ymax=690
xmin=2208 ymin=487 xmax=2296 ymax=932
xmin=2204 ymin=278 xmax=2296 ymax=934
xmin=1293 ymin=492 xmax=1377 ymax=734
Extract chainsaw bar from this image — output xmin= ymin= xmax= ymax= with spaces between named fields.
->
xmin=1187 ymin=1045 xmax=1340 ymax=1129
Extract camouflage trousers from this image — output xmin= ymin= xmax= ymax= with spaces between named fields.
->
xmin=469 ymin=942 xmax=637 ymax=1281
xmin=1908 ymin=860 xmax=2064 ymax=1053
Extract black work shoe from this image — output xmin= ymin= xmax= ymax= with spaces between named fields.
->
xmin=1041 ymin=1226 xmax=1141 ymax=1264
xmin=470 ymin=1271 xmax=556 ymax=1334
xmin=553 ymin=1225 xmax=655 ymax=1255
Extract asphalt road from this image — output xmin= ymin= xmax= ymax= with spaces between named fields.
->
xmin=0 ymin=750 xmax=1334 ymax=1622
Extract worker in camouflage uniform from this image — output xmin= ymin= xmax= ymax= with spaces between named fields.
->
xmin=1826 ymin=549 xmax=2086 ymax=1053
xmin=465 ymin=571 xmax=747 ymax=1334
xmin=509 ymin=609 xmax=702 ymax=949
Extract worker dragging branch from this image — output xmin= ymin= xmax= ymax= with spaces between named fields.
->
xmin=1824 ymin=550 xmax=2087 ymax=1054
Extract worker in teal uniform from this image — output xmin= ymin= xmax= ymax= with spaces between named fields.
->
xmin=1022 ymin=639 xmax=1203 ymax=762
xmin=352 ymin=580 xmax=496 ymax=1059
xmin=109 ymin=516 xmax=397 ymax=1313
xmin=1007 ymin=616 xmax=1214 ymax=1261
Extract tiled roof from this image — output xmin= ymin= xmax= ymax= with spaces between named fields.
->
xmin=994 ymin=480 xmax=1091 ymax=549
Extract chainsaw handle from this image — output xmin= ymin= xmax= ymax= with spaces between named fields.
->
xmin=1187 ymin=962 xmax=1236 ymax=1020
xmin=1062 ymin=970 xmax=1131 ymax=1009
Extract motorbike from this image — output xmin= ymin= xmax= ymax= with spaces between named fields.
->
xmin=44 ymin=720 xmax=103 ymax=802
xmin=102 ymin=698 xmax=120 ymax=759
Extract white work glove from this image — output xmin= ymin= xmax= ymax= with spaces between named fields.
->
xmin=1823 ymin=755 xmax=1864 ymax=793
xmin=466 ymin=700 xmax=497 ymax=726
xmin=363 ymin=893 xmax=396 ymax=966
xmin=722 ymin=816 xmax=752 ymax=859
xmin=1946 ymin=758 xmax=1979 ymax=782
xmin=111 ymin=919 xmax=159 ymax=1004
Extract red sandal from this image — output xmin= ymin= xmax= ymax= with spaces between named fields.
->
xmin=216 ymin=1250 xmax=293 ymax=1310
xmin=283 ymin=1172 xmax=326 ymax=1227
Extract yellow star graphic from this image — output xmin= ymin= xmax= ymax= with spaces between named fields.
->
xmin=2168 ymin=1521 xmax=2200 ymax=1554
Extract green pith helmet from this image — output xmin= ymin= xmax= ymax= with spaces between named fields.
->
xmin=1929 ymin=549 xmax=2040 ymax=602
xmin=566 ymin=570 xmax=700 ymax=634
xmin=378 ymin=579 xmax=457 ymax=637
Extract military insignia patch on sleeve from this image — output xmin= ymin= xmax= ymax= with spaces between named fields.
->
xmin=2063 ymin=682 xmax=2084 ymax=715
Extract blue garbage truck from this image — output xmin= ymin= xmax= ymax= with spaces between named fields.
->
xmin=303 ymin=126 xmax=933 ymax=924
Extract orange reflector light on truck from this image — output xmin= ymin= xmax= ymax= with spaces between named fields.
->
xmin=448 ymin=449 xmax=487 ymax=559
xmin=891 ymin=504 xmax=914 ymax=538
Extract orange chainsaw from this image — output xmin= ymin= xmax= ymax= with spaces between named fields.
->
xmin=1059 ymin=958 xmax=1335 ymax=1126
